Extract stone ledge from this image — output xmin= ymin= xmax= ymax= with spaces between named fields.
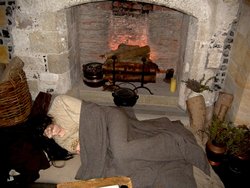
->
xmin=66 ymin=81 xmax=188 ymax=121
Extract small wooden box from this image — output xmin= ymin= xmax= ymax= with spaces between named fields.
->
xmin=57 ymin=176 xmax=132 ymax=188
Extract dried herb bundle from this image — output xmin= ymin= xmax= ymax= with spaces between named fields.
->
xmin=182 ymin=74 xmax=215 ymax=93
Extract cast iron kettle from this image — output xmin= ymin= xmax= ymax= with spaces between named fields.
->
xmin=112 ymin=87 xmax=139 ymax=107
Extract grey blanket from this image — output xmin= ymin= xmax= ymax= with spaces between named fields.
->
xmin=75 ymin=102 xmax=210 ymax=188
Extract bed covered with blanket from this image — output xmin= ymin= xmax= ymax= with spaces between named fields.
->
xmin=75 ymin=101 xmax=212 ymax=188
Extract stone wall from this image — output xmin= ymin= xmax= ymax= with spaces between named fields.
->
xmin=0 ymin=0 xmax=15 ymax=66
xmin=12 ymin=1 xmax=71 ymax=97
xmin=224 ymin=0 xmax=250 ymax=125
xmin=10 ymin=0 xmax=239 ymax=111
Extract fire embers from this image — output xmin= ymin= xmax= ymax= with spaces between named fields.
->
xmin=102 ymin=44 xmax=159 ymax=83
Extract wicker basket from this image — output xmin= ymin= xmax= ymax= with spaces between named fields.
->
xmin=57 ymin=176 xmax=133 ymax=188
xmin=0 ymin=60 xmax=32 ymax=127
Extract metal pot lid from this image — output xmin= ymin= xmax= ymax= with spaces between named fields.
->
xmin=113 ymin=87 xmax=138 ymax=98
xmin=83 ymin=62 xmax=103 ymax=73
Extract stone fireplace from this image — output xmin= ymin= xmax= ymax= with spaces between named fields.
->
xmin=10 ymin=0 xmax=240 ymax=111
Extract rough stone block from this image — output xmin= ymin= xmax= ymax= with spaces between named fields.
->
xmin=234 ymin=89 xmax=250 ymax=125
xmin=227 ymin=61 xmax=238 ymax=83
xmin=207 ymin=49 xmax=222 ymax=68
xmin=12 ymin=29 xmax=31 ymax=54
xmin=27 ymin=80 xmax=39 ymax=100
xmin=0 ymin=6 xmax=7 ymax=27
xmin=231 ymin=33 xmax=248 ymax=66
xmin=56 ymin=71 xmax=71 ymax=93
xmin=38 ymin=72 xmax=59 ymax=93
xmin=0 ymin=45 xmax=9 ymax=64
xmin=40 ymin=10 xmax=67 ymax=31
xmin=47 ymin=52 xmax=70 ymax=74
xmin=21 ymin=56 xmax=47 ymax=79
xmin=29 ymin=31 xmax=67 ymax=53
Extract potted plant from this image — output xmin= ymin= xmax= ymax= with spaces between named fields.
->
xmin=226 ymin=125 xmax=250 ymax=174
xmin=200 ymin=115 xmax=231 ymax=166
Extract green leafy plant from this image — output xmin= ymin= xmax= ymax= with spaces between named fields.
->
xmin=182 ymin=74 xmax=215 ymax=93
xmin=200 ymin=115 xmax=231 ymax=146
xmin=226 ymin=125 xmax=250 ymax=158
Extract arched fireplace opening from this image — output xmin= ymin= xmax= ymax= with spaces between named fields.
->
xmin=66 ymin=1 xmax=195 ymax=108
xmin=12 ymin=0 xmax=239 ymax=110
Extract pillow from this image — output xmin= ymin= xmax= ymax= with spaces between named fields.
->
xmin=48 ymin=95 xmax=82 ymax=153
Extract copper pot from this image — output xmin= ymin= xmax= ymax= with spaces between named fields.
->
xmin=205 ymin=139 xmax=227 ymax=166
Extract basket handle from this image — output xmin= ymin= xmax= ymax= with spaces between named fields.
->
xmin=8 ymin=71 xmax=24 ymax=87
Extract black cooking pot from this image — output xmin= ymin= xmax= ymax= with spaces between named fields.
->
xmin=112 ymin=87 xmax=139 ymax=107
xmin=82 ymin=62 xmax=104 ymax=87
